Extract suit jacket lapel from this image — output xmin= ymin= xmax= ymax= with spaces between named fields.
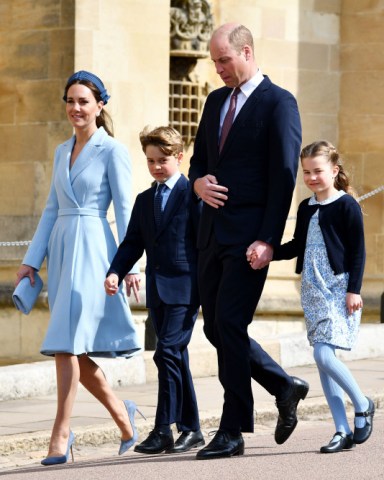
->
xmin=55 ymin=136 xmax=79 ymax=205
xmin=218 ymin=77 xmax=271 ymax=159
xmin=155 ymin=175 xmax=187 ymax=236
xmin=70 ymin=128 xmax=106 ymax=183
xmin=147 ymin=184 xmax=158 ymax=237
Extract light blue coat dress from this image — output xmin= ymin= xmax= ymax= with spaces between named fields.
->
xmin=23 ymin=127 xmax=141 ymax=357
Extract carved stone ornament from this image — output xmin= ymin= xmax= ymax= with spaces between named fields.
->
xmin=170 ymin=0 xmax=213 ymax=57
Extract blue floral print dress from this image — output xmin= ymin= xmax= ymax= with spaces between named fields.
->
xmin=301 ymin=191 xmax=361 ymax=350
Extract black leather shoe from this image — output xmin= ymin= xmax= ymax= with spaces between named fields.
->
xmin=275 ymin=376 xmax=309 ymax=445
xmin=196 ymin=430 xmax=244 ymax=460
xmin=166 ymin=430 xmax=205 ymax=453
xmin=354 ymin=397 xmax=375 ymax=444
xmin=320 ymin=432 xmax=355 ymax=453
xmin=134 ymin=429 xmax=174 ymax=454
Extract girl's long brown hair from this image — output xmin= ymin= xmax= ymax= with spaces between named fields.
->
xmin=300 ymin=140 xmax=356 ymax=197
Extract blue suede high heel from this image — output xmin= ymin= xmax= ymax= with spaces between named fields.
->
xmin=41 ymin=430 xmax=75 ymax=466
xmin=119 ymin=400 xmax=146 ymax=455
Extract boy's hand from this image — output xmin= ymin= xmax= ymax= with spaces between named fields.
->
xmin=104 ymin=273 xmax=119 ymax=296
xmin=125 ymin=273 xmax=141 ymax=303
xmin=346 ymin=292 xmax=363 ymax=315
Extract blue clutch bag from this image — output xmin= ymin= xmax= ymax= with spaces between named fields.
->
xmin=12 ymin=274 xmax=43 ymax=315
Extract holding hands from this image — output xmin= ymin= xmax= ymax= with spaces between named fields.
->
xmin=246 ymin=241 xmax=273 ymax=270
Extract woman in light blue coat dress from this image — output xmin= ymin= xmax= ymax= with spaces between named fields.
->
xmin=15 ymin=71 xmax=142 ymax=465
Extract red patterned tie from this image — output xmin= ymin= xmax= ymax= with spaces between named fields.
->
xmin=219 ymin=87 xmax=241 ymax=152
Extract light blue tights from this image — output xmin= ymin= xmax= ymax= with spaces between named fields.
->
xmin=313 ymin=342 xmax=369 ymax=434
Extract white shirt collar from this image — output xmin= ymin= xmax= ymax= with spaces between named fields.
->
xmin=238 ymin=68 xmax=264 ymax=98
xmin=158 ymin=171 xmax=181 ymax=190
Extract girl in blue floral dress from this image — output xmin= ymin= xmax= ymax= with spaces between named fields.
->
xmin=273 ymin=140 xmax=374 ymax=453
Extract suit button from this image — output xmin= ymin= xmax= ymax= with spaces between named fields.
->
xmin=155 ymin=265 xmax=160 ymax=270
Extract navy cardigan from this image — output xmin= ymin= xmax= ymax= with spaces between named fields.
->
xmin=273 ymin=194 xmax=365 ymax=294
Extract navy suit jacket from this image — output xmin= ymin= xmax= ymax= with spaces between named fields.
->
xmin=189 ymin=75 xmax=302 ymax=249
xmin=107 ymin=174 xmax=201 ymax=307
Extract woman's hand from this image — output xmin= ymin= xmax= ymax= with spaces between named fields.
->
xmin=15 ymin=264 xmax=35 ymax=287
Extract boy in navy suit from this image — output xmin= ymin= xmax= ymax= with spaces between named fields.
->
xmin=105 ymin=126 xmax=204 ymax=454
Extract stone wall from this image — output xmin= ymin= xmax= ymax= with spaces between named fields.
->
xmin=0 ymin=0 xmax=75 ymax=253
xmin=0 ymin=0 xmax=383 ymax=364
xmin=339 ymin=2 xmax=384 ymax=303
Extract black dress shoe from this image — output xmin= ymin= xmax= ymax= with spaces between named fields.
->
xmin=196 ymin=430 xmax=244 ymax=460
xmin=166 ymin=430 xmax=205 ymax=453
xmin=320 ymin=432 xmax=355 ymax=453
xmin=134 ymin=429 xmax=174 ymax=454
xmin=354 ymin=396 xmax=375 ymax=444
xmin=275 ymin=376 xmax=309 ymax=445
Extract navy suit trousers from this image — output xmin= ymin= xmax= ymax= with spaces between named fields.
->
xmin=198 ymin=235 xmax=292 ymax=433
xmin=150 ymin=301 xmax=200 ymax=432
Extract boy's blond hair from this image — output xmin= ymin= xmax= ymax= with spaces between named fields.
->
xmin=139 ymin=126 xmax=184 ymax=156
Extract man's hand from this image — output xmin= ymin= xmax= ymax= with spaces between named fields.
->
xmin=246 ymin=241 xmax=273 ymax=270
xmin=124 ymin=273 xmax=141 ymax=302
xmin=194 ymin=175 xmax=228 ymax=208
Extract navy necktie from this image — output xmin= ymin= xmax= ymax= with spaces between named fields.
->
xmin=154 ymin=183 xmax=167 ymax=226
xmin=219 ymin=87 xmax=241 ymax=152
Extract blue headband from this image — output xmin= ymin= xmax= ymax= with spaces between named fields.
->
xmin=63 ymin=70 xmax=111 ymax=104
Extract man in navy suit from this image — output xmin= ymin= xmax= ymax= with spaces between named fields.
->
xmin=105 ymin=126 xmax=204 ymax=454
xmin=189 ymin=23 xmax=309 ymax=460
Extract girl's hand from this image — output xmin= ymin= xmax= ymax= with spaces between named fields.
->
xmin=104 ymin=273 xmax=119 ymax=296
xmin=346 ymin=292 xmax=363 ymax=315
xmin=15 ymin=264 xmax=35 ymax=287
xmin=124 ymin=273 xmax=141 ymax=302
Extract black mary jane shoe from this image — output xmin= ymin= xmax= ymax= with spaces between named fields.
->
xmin=354 ymin=397 xmax=375 ymax=444
xmin=320 ymin=432 xmax=355 ymax=454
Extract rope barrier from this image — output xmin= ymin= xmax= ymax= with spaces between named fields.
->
xmin=0 ymin=240 xmax=32 ymax=247
xmin=0 ymin=185 xmax=383 ymax=247
xmin=356 ymin=184 xmax=384 ymax=202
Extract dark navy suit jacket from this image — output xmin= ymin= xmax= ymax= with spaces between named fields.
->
xmin=107 ymin=174 xmax=201 ymax=307
xmin=189 ymin=75 xmax=302 ymax=249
